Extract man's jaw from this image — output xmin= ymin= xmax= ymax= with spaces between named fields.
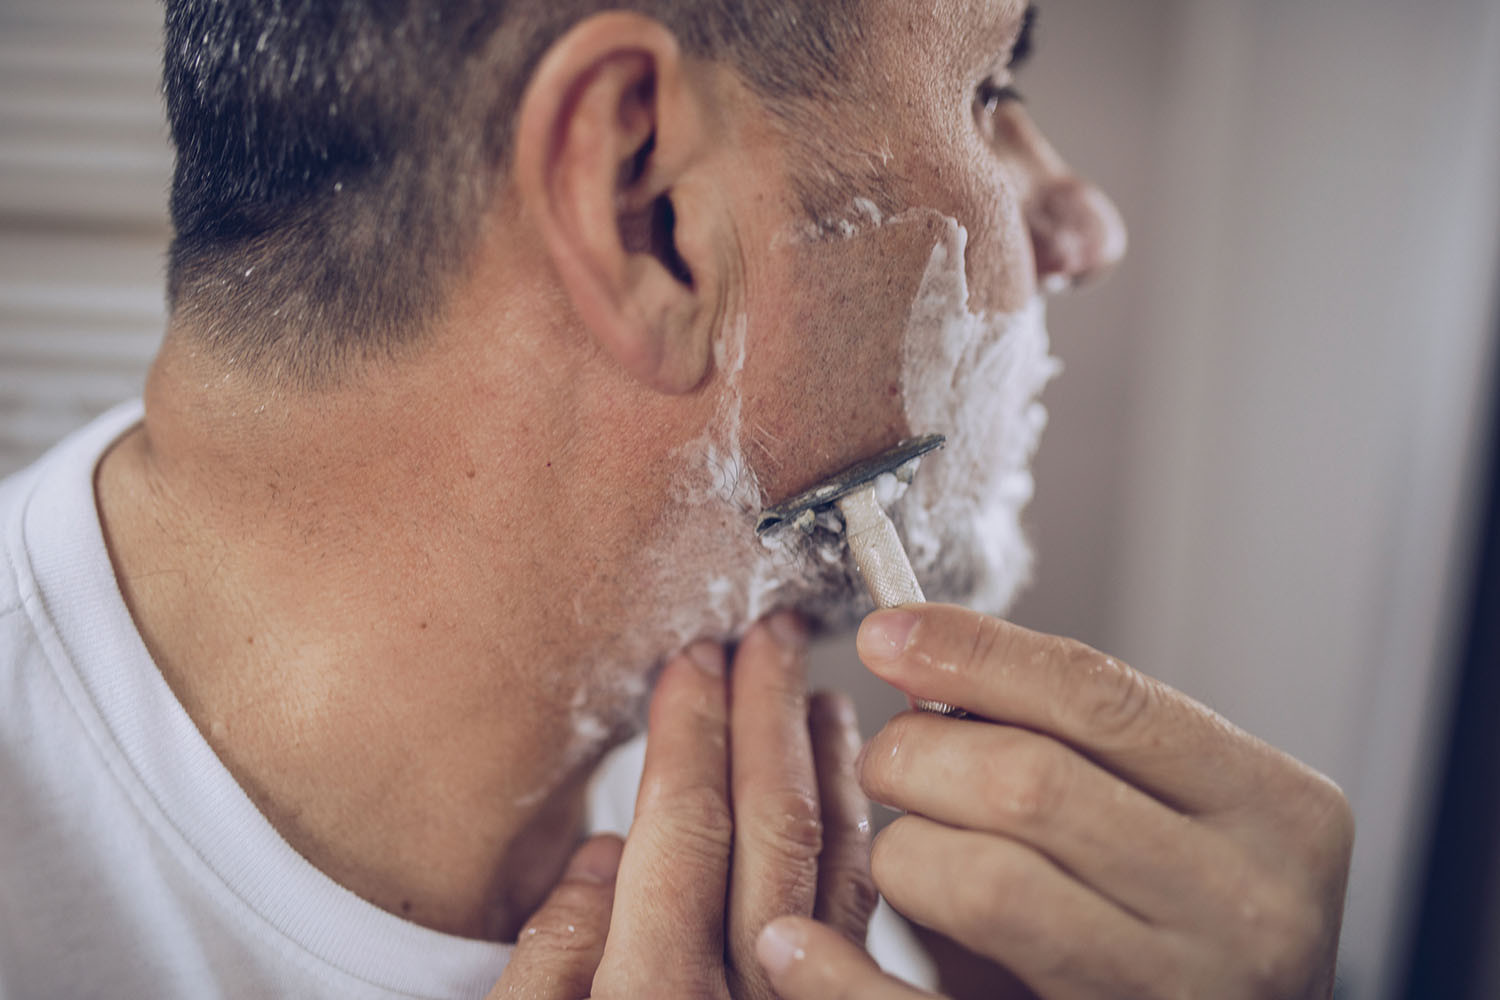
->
xmin=638 ymin=217 xmax=1055 ymax=631
xmin=575 ymin=213 xmax=1057 ymax=754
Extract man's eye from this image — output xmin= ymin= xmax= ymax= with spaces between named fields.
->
xmin=977 ymin=3 xmax=1036 ymax=120
xmin=977 ymin=80 xmax=1024 ymax=116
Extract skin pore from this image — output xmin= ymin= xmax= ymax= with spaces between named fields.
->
xmin=94 ymin=0 xmax=1123 ymax=946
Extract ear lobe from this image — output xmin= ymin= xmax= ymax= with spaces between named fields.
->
xmin=515 ymin=13 xmax=715 ymax=395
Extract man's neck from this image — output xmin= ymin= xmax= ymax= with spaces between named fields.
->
xmin=94 ymin=329 xmax=673 ymax=940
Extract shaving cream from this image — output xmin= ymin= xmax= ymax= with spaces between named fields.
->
xmin=556 ymin=210 xmax=1058 ymax=780
xmin=631 ymin=211 xmax=1055 ymax=652
xmin=890 ymin=219 xmax=1058 ymax=615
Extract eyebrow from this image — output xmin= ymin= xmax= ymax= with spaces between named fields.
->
xmin=1008 ymin=4 xmax=1039 ymax=69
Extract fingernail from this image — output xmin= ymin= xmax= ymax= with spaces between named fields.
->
xmin=858 ymin=610 xmax=919 ymax=664
xmin=687 ymin=642 xmax=725 ymax=677
xmin=757 ymin=920 xmax=806 ymax=977
xmin=767 ymin=611 xmax=807 ymax=649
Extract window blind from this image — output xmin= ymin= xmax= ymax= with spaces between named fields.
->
xmin=0 ymin=0 xmax=170 ymax=475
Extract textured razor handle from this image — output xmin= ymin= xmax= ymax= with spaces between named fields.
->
xmin=838 ymin=487 xmax=959 ymax=716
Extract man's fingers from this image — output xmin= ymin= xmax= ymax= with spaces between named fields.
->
xmin=757 ymin=916 xmax=931 ymax=1000
xmin=808 ymin=691 xmax=878 ymax=943
xmin=489 ymin=835 xmax=623 ymax=1000
xmin=871 ymin=815 xmax=1173 ymax=1000
xmin=595 ymin=645 xmax=732 ymax=993
xmin=856 ymin=604 xmax=1280 ymax=815
xmin=727 ymin=613 xmax=821 ymax=996
xmin=858 ymin=712 xmax=1242 ymax=924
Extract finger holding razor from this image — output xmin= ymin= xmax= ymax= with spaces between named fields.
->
xmin=776 ymin=603 xmax=1353 ymax=1000
xmin=758 ymin=434 xmax=958 ymax=715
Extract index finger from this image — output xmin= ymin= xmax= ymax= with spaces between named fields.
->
xmin=491 ymin=836 xmax=623 ymax=999
xmin=727 ymin=615 xmax=821 ymax=996
xmin=855 ymin=604 xmax=1283 ymax=815
xmin=594 ymin=645 xmax=732 ymax=994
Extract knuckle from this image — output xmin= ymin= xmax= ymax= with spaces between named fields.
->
xmin=961 ymin=613 xmax=1008 ymax=675
xmin=820 ymin=866 xmax=881 ymax=937
xmin=1272 ymin=761 xmax=1357 ymax=877
xmin=1234 ymin=883 xmax=1326 ymax=997
xmin=1304 ymin=770 xmax=1356 ymax=854
xmin=1099 ymin=942 xmax=1190 ymax=1000
xmin=951 ymin=842 xmax=1028 ymax=932
xmin=651 ymin=779 xmax=734 ymax=855
xmin=1060 ymin=641 xmax=1154 ymax=740
xmin=985 ymin=738 xmax=1070 ymax=829
xmin=1139 ymin=959 xmax=1194 ymax=1000
xmin=518 ymin=883 xmax=609 ymax=952
xmin=595 ymin=964 xmax=716 ymax=1000
xmin=746 ymin=787 xmax=825 ymax=865
xmin=844 ymin=867 xmax=882 ymax=926
xmin=949 ymin=869 xmax=1003 ymax=932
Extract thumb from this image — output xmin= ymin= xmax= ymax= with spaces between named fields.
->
xmin=757 ymin=916 xmax=934 ymax=1000
xmin=488 ymin=834 xmax=624 ymax=1000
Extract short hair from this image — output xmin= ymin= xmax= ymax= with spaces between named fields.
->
xmin=162 ymin=0 xmax=865 ymax=385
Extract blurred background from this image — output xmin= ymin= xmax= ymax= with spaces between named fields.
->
xmin=2 ymin=0 xmax=1497 ymax=997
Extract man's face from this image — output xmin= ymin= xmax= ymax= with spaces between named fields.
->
xmin=740 ymin=0 xmax=1125 ymax=484
xmin=625 ymin=0 xmax=1124 ymax=661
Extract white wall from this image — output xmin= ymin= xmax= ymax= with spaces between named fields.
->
xmin=1105 ymin=3 xmax=1500 ymax=996
xmin=1013 ymin=1 xmax=1499 ymax=996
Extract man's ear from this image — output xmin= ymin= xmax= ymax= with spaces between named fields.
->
xmin=515 ymin=12 xmax=718 ymax=395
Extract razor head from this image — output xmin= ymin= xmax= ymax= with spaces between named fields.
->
xmin=756 ymin=433 xmax=946 ymax=535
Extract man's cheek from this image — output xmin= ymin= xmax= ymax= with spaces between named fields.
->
xmin=743 ymin=220 xmax=947 ymax=504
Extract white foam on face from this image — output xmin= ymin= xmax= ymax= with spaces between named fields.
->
xmin=653 ymin=311 xmax=855 ymax=637
xmin=892 ymin=220 xmax=1059 ymax=613
xmin=569 ymin=209 xmax=1057 ymax=757
xmin=871 ymin=471 xmax=908 ymax=509
xmin=656 ymin=208 xmax=1056 ymax=629
xmin=557 ymin=316 xmax=857 ymax=755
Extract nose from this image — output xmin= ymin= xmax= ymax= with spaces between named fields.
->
xmin=1027 ymin=174 xmax=1128 ymax=293
xmin=996 ymin=105 xmax=1128 ymax=291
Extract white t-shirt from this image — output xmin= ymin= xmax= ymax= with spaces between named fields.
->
xmin=2 ymin=403 xmax=512 ymax=998
xmin=0 ymin=404 xmax=932 ymax=999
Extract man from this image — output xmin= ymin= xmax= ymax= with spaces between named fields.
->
xmin=0 ymin=0 xmax=1353 ymax=997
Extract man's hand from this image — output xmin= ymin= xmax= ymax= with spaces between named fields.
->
xmin=491 ymin=613 xmax=879 ymax=999
xmin=758 ymin=604 xmax=1354 ymax=1000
